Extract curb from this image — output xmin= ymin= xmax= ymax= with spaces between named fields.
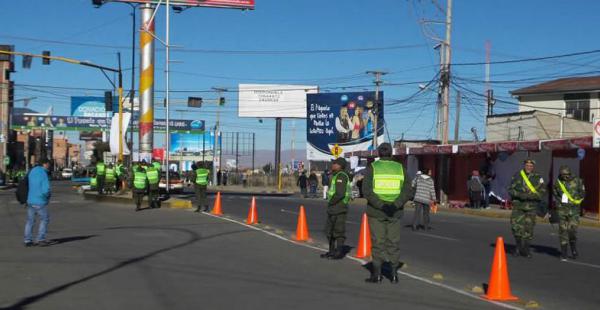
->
xmin=83 ymin=192 xmax=192 ymax=209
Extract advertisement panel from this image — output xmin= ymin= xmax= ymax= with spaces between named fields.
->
xmin=170 ymin=132 xmax=214 ymax=155
xmin=71 ymin=96 xmax=120 ymax=117
xmin=112 ymin=0 xmax=254 ymax=9
xmin=306 ymin=91 xmax=384 ymax=160
xmin=238 ymin=84 xmax=318 ymax=118
xmin=11 ymin=113 xmax=205 ymax=133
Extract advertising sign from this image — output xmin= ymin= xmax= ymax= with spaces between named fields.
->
xmin=112 ymin=0 xmax=254 ymax=9
xmin=170 ymin=132 xmax=214 ymax=155
xmin=71 ymin=96 xmax=119 ymax=117
xmin=306 ymin=91 xmax=384 ymax=160
xmin=238 ymin=84 xmax=318 ymax=118
xmin=11 ymin=113 xmax=205 ymax=133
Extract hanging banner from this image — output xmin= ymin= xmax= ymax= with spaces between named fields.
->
xmin=306 ymin=91 xmax=384 ymax=160
xmin=594 ymin=118 xmax=600 ymax=148
xmin=109 ymin=112 xmax=132 ymax=155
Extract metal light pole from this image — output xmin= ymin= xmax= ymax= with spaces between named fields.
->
xmin=367 ymin=71 xmax=387 ymax=150
xmin=165 ymin=0 xmax=171 ymax=189
xmin=139 ymin=4 xmax=155 ymax=163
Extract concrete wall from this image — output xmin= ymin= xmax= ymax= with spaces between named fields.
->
xmin=486 ymin=111 xmax=592 ymax=142
xmin=518 ymin=93 xmax=600 ymax=121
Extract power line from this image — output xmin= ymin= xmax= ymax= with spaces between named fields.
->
xmin=453 ymin=48 xmax=600 ymax=66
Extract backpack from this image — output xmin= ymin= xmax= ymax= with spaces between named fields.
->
xmin=468 ymin=178 xmax=483 ymax=192
xmin=16 ymin=172 xmax=29 ymax=205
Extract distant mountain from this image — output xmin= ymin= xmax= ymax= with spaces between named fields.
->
xmin=221 ymin=149 xmax=306 ymax=169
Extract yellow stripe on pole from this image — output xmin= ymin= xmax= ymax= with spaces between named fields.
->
xmin=140 ymin=64 xmax=154 ymax=92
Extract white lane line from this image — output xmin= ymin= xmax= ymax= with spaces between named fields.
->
xmin=279 ymin=209 xmax=360 ymax=225
xmin=413 ymin=232 xmax=460 ymax=242
xmin=564 ymin=260 xmax=600 ymax=270
xmin=205 ymin=212 xmax=524 ymax=310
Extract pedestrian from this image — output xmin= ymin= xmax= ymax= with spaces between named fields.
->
xmin=146 ymin=161 xmax=161 ymax=209
xmin=321 ymin=170 xmax=330 ymax=200
xmin=192 ymin=162 xmax=210 ymax=212
xmin=24 ymin=158 xmax=52 ymax=247
xmin=362 ymin=143 xmax=413 ymax=283
xmin=217 ymin=169 xmax=222 ymax=186
xmin=321 ymin=158 xmax=351 ymax=260
xmin=467 ymin=170 xmax=484 ymax=209
xmin=297 ymin=171 xmax=308 ymax=198
xmin=131 ymin=164 xmax=148 ymax=212
xmin=223 ymin=171 xmax=228 ymax=186
xmin=508 ymin=159 xmax=546 ymax=258
xmin=95 ymin=159 xmax=106 ymax=195
xmin=411 ymin=169 xmax=437 ymax=231
xmin=308 ymin=171 xmax=318 ymax=198
xmin=480 ymin=154 xmax=495 ymax=209
xmin=552 ymin=166 xmax=585 ymax=261
xmin=105 ymin=163 xmax=116 ymax=195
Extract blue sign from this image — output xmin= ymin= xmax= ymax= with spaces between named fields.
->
xmin=170 ymin=132 xmax=214 ymax=154
xmin=71 ymin=96 xmax=118 ymax=117
xmin=306 ymin=91 xmax=384 ymax=160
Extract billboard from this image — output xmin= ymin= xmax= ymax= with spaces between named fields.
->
xmin=71 ymin=96 xmax=118 ymax=117
xmin=112 ymin=0 xmax=254 ymax=9
xmin=11 ymin=113 xmax=205 ymax=133
xmin=238 ymin=84 xmax=318 ymax=118
xmin=170 ymin=132 xmax=215 ymax=155
xmin=306 ymin=91 xmax=384 ymax=160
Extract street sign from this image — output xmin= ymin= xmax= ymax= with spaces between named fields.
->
xmin=594 ymin=118 xmax=600 ymax=148
xmin=331 ymin=144 xmax=343 ymax=158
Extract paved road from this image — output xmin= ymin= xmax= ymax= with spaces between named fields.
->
xmin=1 ymin=182 xmax=507 ymax=310
xmin=188 ymin=192 xmax=600 ymax=310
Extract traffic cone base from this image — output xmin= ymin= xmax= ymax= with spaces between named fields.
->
xmin=295 ymin=205 xmax=310 ymax=242
xmin=355 ymin=213 xmax=372 ymax=258
xmin=246 ymin=197 xmax=259 ymax=225
xmin=483 ymin=237 xmax=518 ymax=301
xmin=211 ymin=192 xmax=223 ymax=216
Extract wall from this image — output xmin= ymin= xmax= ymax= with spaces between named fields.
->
xmin=518 ymin=93 xmax=600 ymax=122
xmin=486 ymin=111 xmax=592 ymax=142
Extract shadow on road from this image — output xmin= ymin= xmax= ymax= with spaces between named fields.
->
xmin=50 ymin=235 xmax=97 ymax=245
xmin=1 ymin=226 xmax=249 ymax=310
xmin=490 ymin=242 xmax=560 ymax=258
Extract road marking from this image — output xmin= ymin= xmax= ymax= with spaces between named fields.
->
xmin=413 ymin=232 xmax=460 ymax=242
xmin=564 ymin=260 xmax=600 ymax=270
xmin=205 ymin=212 xmax=524 ymax=310
xmin=279 ymin=209 xmax=360 ymax=225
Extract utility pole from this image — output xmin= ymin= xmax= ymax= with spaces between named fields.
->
xmin=440 ymin=0 xmax=453 ymax=145
xmin=366 ymin=70 xmax=387 ymax=150
xmin=275 ymin=117 xmax=282 ymax=191
xmin=454 ymin=91 xmax=461 ymax=143
xmin=212 ymin=87 xmax=227 ymax=185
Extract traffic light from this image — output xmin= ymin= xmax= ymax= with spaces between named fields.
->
xmin=104 ymin=91 xmax=113 ymax=111
xmin=22 ymin=55 xmax=32 ymax=69
xmin=42 ymin=51 xmax=50 ymax=65
xmin=92 ymin=0 xmax=103 ymax=8
xmin=219 ymin=97 xmax=226 ymax=106
xmin=188 ymin=97 xmax=203 ymax=108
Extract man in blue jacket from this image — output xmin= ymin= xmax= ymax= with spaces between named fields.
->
xmin=24 ymin=158 xmax=51 ymax=247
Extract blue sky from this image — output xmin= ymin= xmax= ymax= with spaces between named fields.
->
xmin=3 ymin=0 xmax=600 ymax=152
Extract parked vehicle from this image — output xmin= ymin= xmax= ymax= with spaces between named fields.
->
xmin=61 ymin=168 xmax=73 ymax=179
xmin=159 ymin=172 xmax=184 ymax=194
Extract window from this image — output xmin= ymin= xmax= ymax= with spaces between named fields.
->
xmin=564 ymin=93 xmax=590 ymax=122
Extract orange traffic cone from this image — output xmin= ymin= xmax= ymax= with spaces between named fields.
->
xmin=483 ymin=237 xmax=518 ymax=301
xmin=211 ymin=192 xmax=223 ymax=216
xmin=355 ymin=213 xmax=372 ymax=258
xmin=295 ymin=205 xmax=310 ymax=241
xmin=246 ymin=196 xmax=259 ymax=225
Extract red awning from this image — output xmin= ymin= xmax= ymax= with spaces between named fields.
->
xmin=518 ymin=140 xmax=540 ymax=151
xmin=497 ymin=141 xmax=518 ymax=152
xmin=570 ymin=136 xmax=592 ymax=148
xmin=477 ymin=143 xmax=496 ymax=153
xmin=409 ymin=147 xmax=424 ymax=155
xmin=458 ymin=144 xmax=478 ymax=154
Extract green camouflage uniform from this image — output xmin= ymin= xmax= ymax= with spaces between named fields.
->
xmin=324 ymin=171 xmax=350 ymax=256
xmin=508 ymin=170 xmax=546 ymax=242
xmin=552 ymin=177 xmax=585 ymax=247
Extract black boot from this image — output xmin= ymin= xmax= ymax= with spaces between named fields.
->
xmin=390 ymin=265 xmax=399 ymax=284
xmin=330 ymin=239 xmax=346 ymax=260
xmin=320 ymin=239 xmax=334 ymax=258
xmin=570 ymin=240 xmax=578 ymax=259
xmin=560 ymin=244 xmax=568 ymax=261
xmin=365 ymin=265 xmax=382 ymax=283
xmin=522 ymin=240 xmax=532 ymax=258
xmin=513 ymin=238 xmax=522 ymax=257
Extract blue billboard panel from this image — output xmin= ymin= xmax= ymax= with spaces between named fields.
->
xmin=170 ymin=132 xmax=214 ymax=155
xmin=306 ymin=91 xmax=384 ymax=160
xmin=71 ymin=96 xmax=118 ymax=117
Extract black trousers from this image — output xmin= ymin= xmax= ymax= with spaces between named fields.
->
xmin=412 ymin=202 xmax=430 ymax=228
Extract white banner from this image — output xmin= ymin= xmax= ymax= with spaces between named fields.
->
xmin=109 ymin=112 xmax=131 ymax=155
xmin=594 ymin=118 xmax=600 ymax=148
xmin=238 ymin=84 xmax=318 ymax=118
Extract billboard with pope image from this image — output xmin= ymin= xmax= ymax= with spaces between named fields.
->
xmin=306 ymin=91 xmax=384 ymax=160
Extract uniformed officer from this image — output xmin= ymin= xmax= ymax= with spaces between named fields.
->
xmin=115 ymin=161 xmax=125 ymax=192
xmin=96 ymin=160 xmax=106 ymax=195
xmin=105 ymin=164 xmax=116 ymax=194
xmin=362 ymin=143 xmax=413 ymax=283
xmin=146 ymin=161 xmax=161 ymax=209
xmin=552 ymin=166 xmax=585 ymax=261
xmin=131 ymin=165 xmax=148 ymax=211
xmin=89 ymin=172 xmax=97 ymax=191
xmin=192 ymin=162 xmax=210 ymax=212
xmin=321 ymin=157 xmax=351 ymax=260
xmin=508 ymin=159 xmax=546 ymax=258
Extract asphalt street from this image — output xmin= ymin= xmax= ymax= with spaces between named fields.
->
xmin=179 ymin=188 xmax=600 ymax=310
xmin=0 ymin=181 xmax=509 ymax=310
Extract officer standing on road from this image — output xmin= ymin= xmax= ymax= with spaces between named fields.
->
xmin=105 ymin=164 xmax=116 ymax=194
xmin=89 ymin=172 xmax=97 ymax=191
xmin=146 ymin=161 xmax=161 ymax=209
xmin=95 ymin=159 xmax=106 ymax=195
xmin=508 ymin=159 xmax=546 ymax=258
xmin=321 ymin=157 xmax=351 ymax=260
xmin=131 ymin=164 xmax=148 ymax=212
xmin=115 ymin=161 xmax=125 ymax=192
xmin=552 ymin=166 xmax=585 ymax=261
xmin=362 ymin=143 xmax=413 ymax=283
xmin=192 ymin=162 xmax=210 ymax=212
